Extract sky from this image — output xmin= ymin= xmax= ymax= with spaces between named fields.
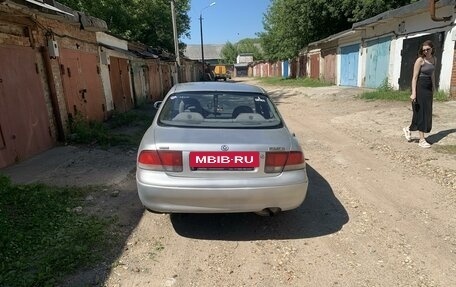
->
xmin=181 ymin=0 xmax=271 ymax=45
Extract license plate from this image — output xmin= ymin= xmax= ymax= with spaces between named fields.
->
xmin=189 ymin=152 xmax=260 ymax=168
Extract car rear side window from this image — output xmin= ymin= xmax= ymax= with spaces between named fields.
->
xmin=158 ymin=92 xmax=283 ymax=128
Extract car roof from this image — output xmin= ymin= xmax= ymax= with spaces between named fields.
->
xmin=171 ymin=82 xmax=266 ymax=94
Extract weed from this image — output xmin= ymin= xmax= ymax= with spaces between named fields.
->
xmin=377 ymin=78 xmax=394 ymax=92
xmin=360 ymin=89 xmax=411 ymax=101
xmin=434 ymin=90 xmax=449 ymax=102
xmin=148 ymin=239 xmax=165 ymax=261
xmin=68 ymin=114 xmax=117 ymax=146
xmin=67 ymin=107 xmax=153 ymax=148
xmin=107 ymin=109 xmax=152 ymax=129
xmin=256 ymin=77 xmax=332 ymax=87
xmin=153 ymin=240 xmax=165 ymax=252
xmin=360 ymin=86 xmax=450 ymax=102
xmin=0 ymin=175 xmax=115 ymax=286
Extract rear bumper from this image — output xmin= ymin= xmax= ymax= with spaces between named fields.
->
xmin=136 ymin=169 xmax=308 ymax=213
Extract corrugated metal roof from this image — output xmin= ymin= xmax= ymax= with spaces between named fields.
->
xmin=308 ymin=29 xmax=356 ymax=47
xmin=100 ymin=43 xmax=138 ymax=58
xmin=184 ymin=44 xmax=224 ymax=60
xmin=24 ymin=0 xmax=74 ymax=16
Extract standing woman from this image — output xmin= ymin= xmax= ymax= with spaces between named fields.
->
xmin=403 ymin=40 xmax=436 ymax=148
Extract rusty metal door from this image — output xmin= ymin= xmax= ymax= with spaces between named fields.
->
xmin=131 ymin=61 xmax=150 ymax=106
xmin=60 ymin=56 xmax=83 ymax=117
xmin=322 ymin=48 xmax=336 ymax=84
xmin=109 ymin=57 xmax=133 ymax=113
xmin=0 ymin=45 xmax=54 ymax=168
xmin=79 ymin=52 xmax=106 ymax=120
xmin=148 ymin=61 xmax=161 ymax=102
xmin=310 ymin=53 xmax=320 ymax=79
xmin=60 ymin=49 xmax=106 ymax=121
xmin=298 ymin=55 xmax=307 ymax=77
xmin=161 ymin=63 xmax=172 ymax=96
xmin=290 ymin=59 xmax=297 ymax=78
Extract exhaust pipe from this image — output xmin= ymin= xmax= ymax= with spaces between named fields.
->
xmin=255 ymin=207 xmax=281 ymax=216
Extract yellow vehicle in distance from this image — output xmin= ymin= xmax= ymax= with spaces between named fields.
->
xmin=213 ymin=65 xmax=231 ymax=81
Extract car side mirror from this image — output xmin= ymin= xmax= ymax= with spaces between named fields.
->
xmin=153 ymin=101 xmax=162 ymax=109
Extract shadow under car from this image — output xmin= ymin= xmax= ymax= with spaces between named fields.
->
xmin=170 ymin=164 xmax=349 ymax=241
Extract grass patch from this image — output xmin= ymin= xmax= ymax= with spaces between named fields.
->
xmin=0 ymin=175 xmax=116 ymax=287
xmin=107 ymin=108 xmax=152 ymax=129
xmin=433 ymin=145 xmax=456 ymax=155
xmin=359 ymin=81 xmax=450 ymax=102
xmin=68 ymin=106 xmax=153 ymax=148
xmin=434 ymin=90 xmax=450 ymax=102
xmin=360 ymin=89 xmax=450 ymax=102
xmin=256 ymin=77 xmax=332 ymax=87
xmin=68 ymin=115 xmax=131 ymax=147
xmin=360 ymin=89 xmax=411 ymax=101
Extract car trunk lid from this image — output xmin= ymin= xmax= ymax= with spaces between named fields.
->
xmin=151 ymin=126 xmax=295 ymax=178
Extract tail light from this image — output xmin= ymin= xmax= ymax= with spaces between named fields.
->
xmin=138 ymin=150 xmax=183 ymax=172
xmin=265 ymin=151 xmax=305 ymax=173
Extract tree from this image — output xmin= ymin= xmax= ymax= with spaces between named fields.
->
xmin=58 ymin=0 xmax=190 ymax=52
xmin=220 ymin=41 xmax=237 ymax=64
xmin=340 ymin=0 xmax=419 ymax=22
xmin=237 ymin=38 xmax=263 ymax=60
xmin=258 ymin=0 xmax=351 ymax=61
xmin=259 ymin=0 xmax=418 ymax=60
xmin=220 ymin=38 xmax=264 ymax=64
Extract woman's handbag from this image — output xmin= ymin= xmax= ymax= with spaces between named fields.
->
xmin=413 ymin=101 xmax=420 ymax=112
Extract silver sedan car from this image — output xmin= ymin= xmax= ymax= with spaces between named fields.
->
xmin=136 ymin=82 xmax=308 ymax=215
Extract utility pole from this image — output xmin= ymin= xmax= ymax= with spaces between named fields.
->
xmin=199 ymin=13 xmax=205 ymax=80
xmin=199 ymin=2 xmax=215 ymax=81
xmin=171 ymin=0 xmax=180 ymax=83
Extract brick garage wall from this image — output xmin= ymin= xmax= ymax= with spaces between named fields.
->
xmin=35 ymin=16 xmax=98 ymax=53
xmin=0 ymin=4 xmax=102 ymax=140
xmin=35 ymin=15 xmax=102 ymax=136
xmin=42 ymin=55 xmax=68 ymax=140
xmin=451 ymin=41 xmax=456 ymax=100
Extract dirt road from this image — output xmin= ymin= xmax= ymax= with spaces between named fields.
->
xmin=56 ymin=79 xmax=456 ymax=286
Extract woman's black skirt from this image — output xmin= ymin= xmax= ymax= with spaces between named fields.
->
xmin=410 ymin=76 xmax=433 ymax=133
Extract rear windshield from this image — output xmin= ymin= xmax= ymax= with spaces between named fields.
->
xmin=157 ymin=92 xmax=283 ymax=128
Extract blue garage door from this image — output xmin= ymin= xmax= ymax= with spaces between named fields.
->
xmin=340 ymin=44 xmax=359 ymax=87
xmin=282 ymin=60 xmax=289 ymax=78
xmin=365 ymin=37 xmax=391 ymax=88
